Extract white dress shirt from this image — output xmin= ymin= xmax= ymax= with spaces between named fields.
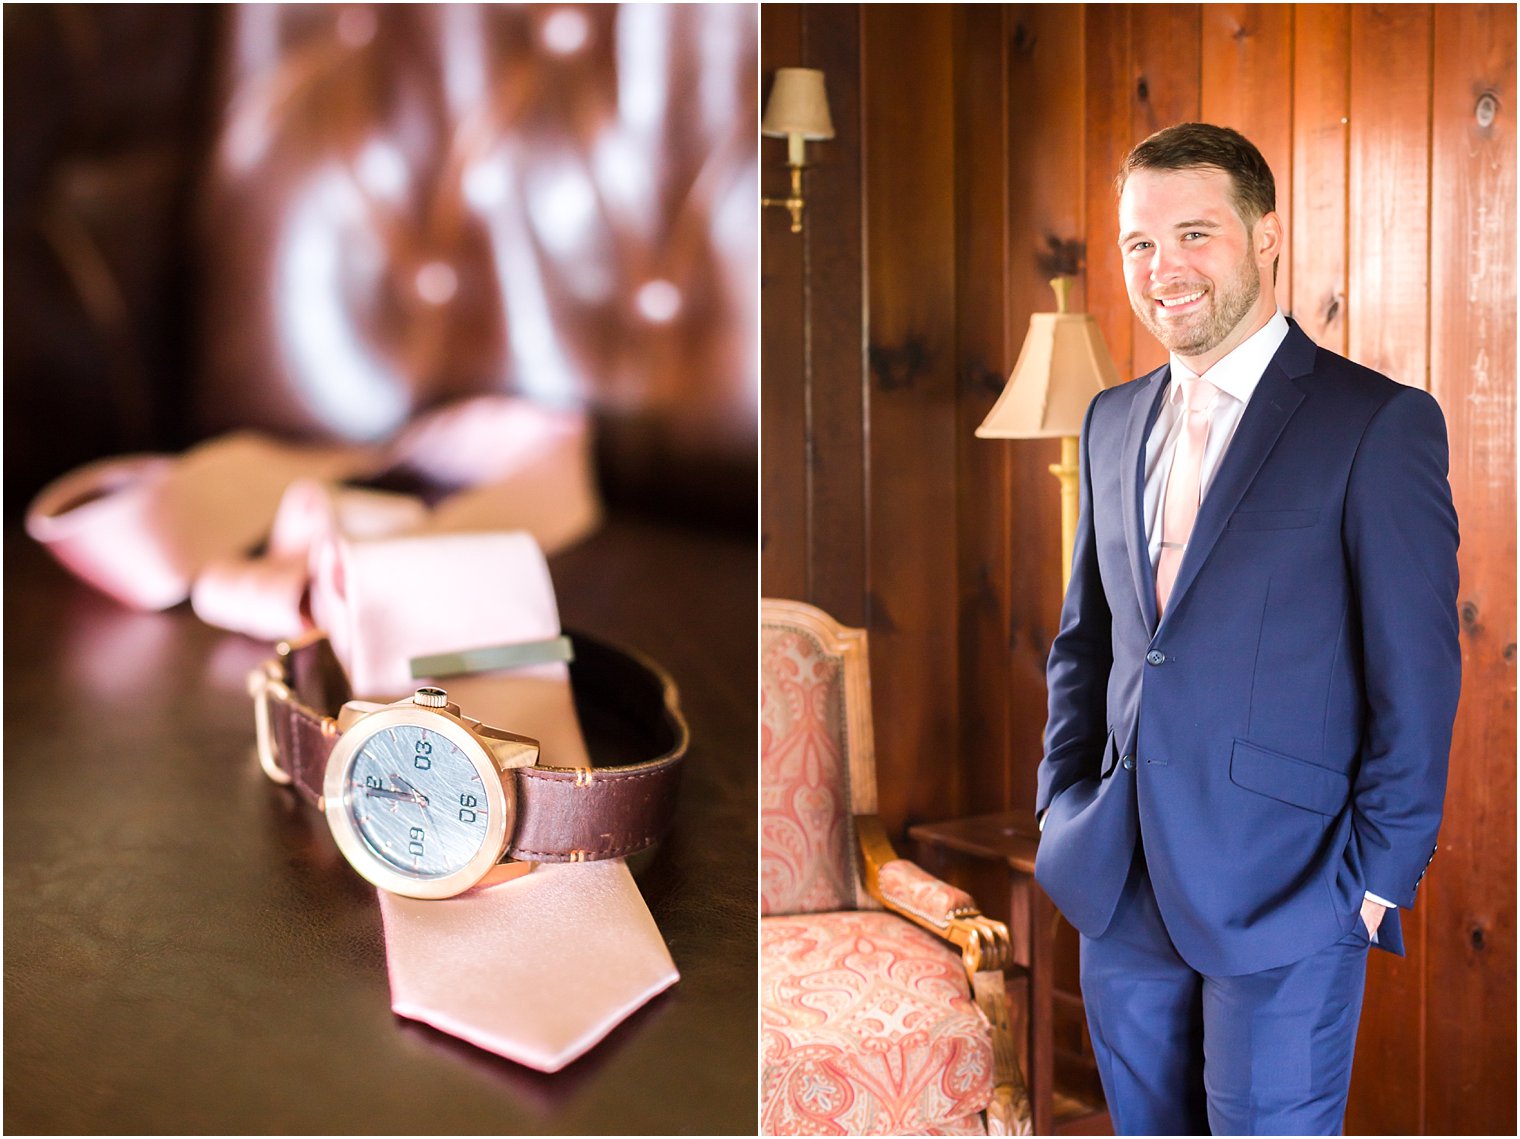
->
xmin=1142 ymin=310 xmax=1289 ymax=574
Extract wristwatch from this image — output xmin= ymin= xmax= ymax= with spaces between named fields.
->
xmin=248 ymin=631 xmax=688 ymax=899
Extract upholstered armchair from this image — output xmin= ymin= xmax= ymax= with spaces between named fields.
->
xmin=761 ymin=598 xmax=1031 ymax=1135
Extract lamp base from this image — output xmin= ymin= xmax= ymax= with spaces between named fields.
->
xmin=762 ymin=164 xmax=807 ymax=233
xmin=1048 ymin=436 xmax=1079 ymax=593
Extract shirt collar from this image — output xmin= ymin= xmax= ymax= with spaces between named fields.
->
xmin=1168 ymin=309 xmax=1290 ymax=406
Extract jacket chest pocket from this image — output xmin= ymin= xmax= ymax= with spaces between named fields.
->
xmin=1227 ymin=508 xmax=1321 ymax=531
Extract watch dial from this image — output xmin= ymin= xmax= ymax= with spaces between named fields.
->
xmin=345 ymin=724 xmax=491 ymax=878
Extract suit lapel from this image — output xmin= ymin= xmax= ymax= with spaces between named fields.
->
xmin=1122 ymin=365 xmax=1171 ymax=633
xmin=1158 ymin=323 xmax=1317 ymax=625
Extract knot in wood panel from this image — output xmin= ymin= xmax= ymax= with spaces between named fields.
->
xmin=870 ymin=340 xmax=929 ymax=392
xmin=1459 ymin=600 xmax=1481 ymax=632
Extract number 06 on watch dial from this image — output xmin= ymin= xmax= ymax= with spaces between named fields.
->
xmin=324 ymin=690 xmax=526 ymax=899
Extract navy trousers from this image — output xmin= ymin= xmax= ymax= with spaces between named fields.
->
xmin=1079 ymin=845 xmax=1372 ymax=1136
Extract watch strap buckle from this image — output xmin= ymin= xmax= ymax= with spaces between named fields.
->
xmin=249 ymin=629 xmax=341 ymax=791
xmin=248 ymin=663 xmax=295 ymax=786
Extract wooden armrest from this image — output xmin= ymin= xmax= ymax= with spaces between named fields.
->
xmin=856 ymin=813 xmax=1011 ymax=974
xmin=856 ymin=815 xmax=1031 ymax=1134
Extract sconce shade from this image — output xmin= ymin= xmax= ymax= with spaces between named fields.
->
xmin=976 ymin=312 xmax=1121 ymax=438
xmin=762 ymin=68 xmax=835 ymax=141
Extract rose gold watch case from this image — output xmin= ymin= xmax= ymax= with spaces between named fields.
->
xmin=323 ymin=700 xmax=539 ymax=899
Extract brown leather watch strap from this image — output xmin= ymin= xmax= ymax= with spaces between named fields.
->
xmin=270 ymin=701 xmax=336 ymax=807
xmin=511 ymin=635 xmax=686 ymax=861
xmin=257 ymin=633 xmax=347 ymax=809
xmin=256 ymin=631 xmax=688 ymax=862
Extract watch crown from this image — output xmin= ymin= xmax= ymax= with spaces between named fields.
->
xmin=413 ymin=687 xmax=448 ymax=708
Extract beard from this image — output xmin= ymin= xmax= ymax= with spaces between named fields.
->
xmin=1133 ymin=249 xmax=1261 ymax=358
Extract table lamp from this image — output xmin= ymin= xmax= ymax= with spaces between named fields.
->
xmin=976 ymin=277 xmax=1120 ymax=590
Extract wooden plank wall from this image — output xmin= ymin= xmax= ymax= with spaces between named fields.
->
xmin=760 ymin=3 xmax=866 ymax=620
xmin=760 ymin=4 xmax=1515 ymax=1131
xmin=1425 ymin=6 xmax=1517 ymax=1128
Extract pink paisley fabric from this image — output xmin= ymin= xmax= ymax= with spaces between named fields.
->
xmin=761 ymin=910 xmax=993 ymax=1135
xmin=761 ymin=625 xmax=856 ymax=916
xmin=877 ymin=860 xmax=977 ymax=932
xmin=925 ymin=1113 xmax=988 ymax=1136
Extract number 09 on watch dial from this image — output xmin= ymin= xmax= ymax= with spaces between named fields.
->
xmin=324 ymin=704 xmax=516 ymax=899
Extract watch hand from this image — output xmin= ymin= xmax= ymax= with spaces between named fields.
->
xmin=361 ymin=779 xmax=430 ymax=807
xmin=364 ymin=785 xmax=414 ymax=802
xmin=390 ymin=774 xmax=431 ymax=808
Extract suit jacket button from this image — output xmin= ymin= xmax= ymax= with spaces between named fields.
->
xmin=1121 ymin=754 xmax=1136 ymax=770
xmin=1146 ymin=650 xmax=1166 ymax=665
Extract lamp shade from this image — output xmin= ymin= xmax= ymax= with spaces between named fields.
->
xmin=975 ymin=312 xmax=1120 ymax=438
xmin=761 ymin=68 xmax=835 ymax=140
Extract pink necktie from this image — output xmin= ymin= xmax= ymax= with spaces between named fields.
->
xmin=23 ymin=395 xmax=602 ymax=633
xmin=1156 ymin=376 xmax=1220 ymax=615
xmin=338 ymin=529 xmax=678 ymax=1071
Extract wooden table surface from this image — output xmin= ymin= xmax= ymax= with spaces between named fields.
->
xmin=4 ymin=513 xmax=758 ymax=1135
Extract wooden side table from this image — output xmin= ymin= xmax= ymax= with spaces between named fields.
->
xmin=909 ymin=811 xmax=1108 ymax=1136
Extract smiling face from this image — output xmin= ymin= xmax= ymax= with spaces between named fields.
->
xmin=1118 ymin=166 xmax=1281 ymax=373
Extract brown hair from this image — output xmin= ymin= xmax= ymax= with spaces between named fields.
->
xmin=1117 ymin=122 xmax=1277 ymax=277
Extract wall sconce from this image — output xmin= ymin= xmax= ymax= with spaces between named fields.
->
xmin=761 ymin=67 xmax=834 ymax=233
xmin=976 ymin=277 xmax=1120 ymax=590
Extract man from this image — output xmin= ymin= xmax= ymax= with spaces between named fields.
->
xmin=1033 ymin=123 xmax=1460 ymax=1135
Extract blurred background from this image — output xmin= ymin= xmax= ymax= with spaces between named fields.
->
xmin=5 ymin=2 xmax=757 ymax=524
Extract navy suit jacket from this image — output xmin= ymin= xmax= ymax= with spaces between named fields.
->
xmin=1034 ymin=320 xmax=1461 ymax=976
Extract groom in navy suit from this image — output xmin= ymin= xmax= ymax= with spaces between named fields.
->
xmin=1034 ymin=123 xmax=1460 ymax=1134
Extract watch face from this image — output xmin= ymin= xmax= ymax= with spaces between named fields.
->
xmin=342 ymin=724 xmax=491 ymax=880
